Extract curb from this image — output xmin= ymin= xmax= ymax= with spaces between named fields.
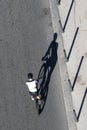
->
xmin=48 ymin=0 xmax=77 ymax=129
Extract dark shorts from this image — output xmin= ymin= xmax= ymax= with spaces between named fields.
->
xmin=29 ymin=91 xmax=37 ymax=97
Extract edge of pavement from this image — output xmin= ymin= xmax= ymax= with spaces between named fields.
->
xmin=48 ymin=0 xmax=77 ymax=130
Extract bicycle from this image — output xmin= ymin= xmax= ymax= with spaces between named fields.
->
xmin=37 ymin=57 xmax=50 ymax=89
xmin=36 ymin=57 xmax=50 ymax=114
xmin=29 ymin=87 xmax=42 ymax=114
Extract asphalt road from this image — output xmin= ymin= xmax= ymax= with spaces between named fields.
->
xmin=0 ymin=0 xmax=68 ymax=130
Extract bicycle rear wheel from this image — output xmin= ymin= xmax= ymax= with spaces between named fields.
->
xmin=35 ymin=99 xmax=41 ymax=114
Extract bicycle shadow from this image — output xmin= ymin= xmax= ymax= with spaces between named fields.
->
xmin=37 ymin=33 xmax=58 ymax=114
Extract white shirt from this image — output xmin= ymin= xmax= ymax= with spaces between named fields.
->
xmin=26 ymin=79 xmax=37 ymax=93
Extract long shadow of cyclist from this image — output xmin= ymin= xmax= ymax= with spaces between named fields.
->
xmin=37 ymin=33 xmax=58 ymax=114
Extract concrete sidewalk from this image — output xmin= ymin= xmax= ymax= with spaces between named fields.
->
xmin=58 ymin=0 xmax=87 ymax=130
xmin=49 ymin=0 xmax=77 ymax=130
xmin=49 ymin=0 xmax=87 ymax=130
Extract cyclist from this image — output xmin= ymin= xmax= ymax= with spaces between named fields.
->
xmin=26 ymin=73 xmax=40 ymax=100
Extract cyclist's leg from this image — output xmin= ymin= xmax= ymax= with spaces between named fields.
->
xmin=29 ymin=92 xmax=36 ymax=100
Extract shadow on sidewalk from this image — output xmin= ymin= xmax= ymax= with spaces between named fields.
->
xmin=37 ymin=33 xmax=58 ymax=114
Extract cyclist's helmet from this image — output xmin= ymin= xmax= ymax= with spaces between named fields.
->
xmin=28 ymin=73 xmax=33 ymax=79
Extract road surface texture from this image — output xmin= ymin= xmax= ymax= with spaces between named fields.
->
xmin=0 ymin=0 xmax=68 ymax=130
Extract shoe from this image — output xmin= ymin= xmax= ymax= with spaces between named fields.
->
xmin=31 ymin=96 xmax=34 ymax=100
xmin=32 ymin=97 xmax=34 ymax=100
